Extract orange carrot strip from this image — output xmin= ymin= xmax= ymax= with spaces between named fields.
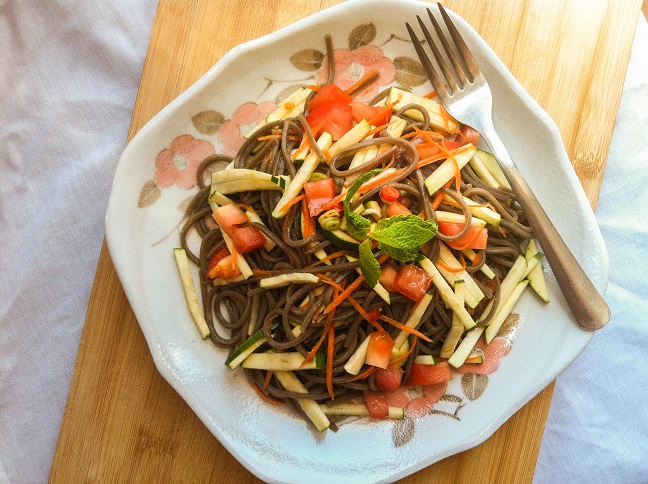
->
xmin=423 ymin=91 xmax=437 ymax=99
xmin=348 ymin=366 xmax=377 ymax=382
xmin=379 ymin=315 xmax=433 ymax=342
xmin=364 ymin=120 xmax=394 ymax=139
xmin=306 ymin=84 xmax=321 ymax=92
xmin=436 ymin=258 xmax=466 ymax=274
xmin=263 ymin=370 xmax=274 ymax=390
xmin=251 ymin=269 xmax=276 ymax=276
xmin=306 ymin=250 xmax=350 ymax=267
xmin=471 ymin=251 xmax=482 ymax=266
xmin=323 ymin=276 xmax=365 ymax=315
xmin=347 ymin=296 xmax=382 ymax=330
xmin=251 ymin=382 xmax=285 ymax=405
xmin=431 ymin=191 xmax=445 ymax=210
xmin=389 ymin=337 xmax=418 ymax=365
xmin=345 ymin=69 xmax=379 ymax=95
xmin=319 ymin=192 xmax=346 ymax=212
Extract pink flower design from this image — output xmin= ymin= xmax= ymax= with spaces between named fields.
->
xmin=154 ymin=135 xmax=215 ymax=189
xmin=385 ymin=382 xmax=448 ymax=419
xmin=316 ymin=45 xmax=396 ymax=102
xmin=453 ymin=336 xmax=513 ymax=376
xmin=219 ymin=101 xmax=277 ymax=156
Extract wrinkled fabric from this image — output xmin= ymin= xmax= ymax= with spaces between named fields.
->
xmin=0 ymin=2 xmax=157 ymax=483
xmin=534 ymin=15 xmax=648 ymax=484
xmin=0 ymin=3 xmax=646 ymax=483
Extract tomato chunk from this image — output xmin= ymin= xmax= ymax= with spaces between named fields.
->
xmin=307 ymin=84 xmax=352 ymax=112
xmin=438 ymin=222 xmax=488 ymax=250
xmin=306 ymin=101 xmax=353 ymax=140
xmin=379 ymin=185 xmax=400 ymax=203
xmin=393 ymin=264 xmax=431 ymax=302
xmin=365 ymin=330 xmax=395 ymax=369
xmin=230 ymin=225 xmax=266 ymax=254
xmin=404 ymin=362 xmax=453 ymax=387
xmin=350 ymin=102 xmax=391 ymax=126
xmin=455 ymin=125 xmax=480 ymax=147
xmin=363 ymin=389 xmax=389 ymax=418
xmin=374 ymin=367 xmax=404 ymax=392
xmin=386 ymin=200 xmax=412 ymax=217
xmin=207 ymin=254 xmax=241 ymax=279
xmin=212 ymin=204 xmax=248 ymax=232
xmin=303 ymin=177 xmax=337 ymax=217
xmin=379 ymin=262 xmax=398 ymax=292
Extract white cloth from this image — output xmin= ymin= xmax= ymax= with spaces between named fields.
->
xmin=534 ymin=15 xmax=648 ymax=483
xmin=0 ymin=1 xmax=157 ymax=482
xmin=0 ymin=3 xmax=645 ymax=483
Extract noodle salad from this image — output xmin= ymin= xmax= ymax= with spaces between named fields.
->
xmin=173 ymin=61 xmax=549 ymax=432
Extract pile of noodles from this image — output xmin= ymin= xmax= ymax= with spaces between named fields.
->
xmin=179 ymin=37 xmax=534 ymax=423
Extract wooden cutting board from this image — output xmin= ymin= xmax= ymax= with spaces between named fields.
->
xmin=50 ymin=0 xmax=641 ymax=482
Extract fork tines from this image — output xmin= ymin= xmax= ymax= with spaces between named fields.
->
xmin=406 ymin=3 xmax=480 ymax=97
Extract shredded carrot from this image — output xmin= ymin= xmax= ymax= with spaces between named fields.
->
xmin=230 ymin=244 xmax=239 ymax=271
xmin=326 ymin=323 xmax=335 ymax=398
xmin=345 ymin=69 xmax=379 ymax=95
xmin=471 ymin=251 xmax=482 ymax=265
xmin=358 ymin=167 xmax=407 ymax=194
xmin=347 ymin=296 xmax=382 ymax=330
xmin=439 ymin=103 xmax=460 ymax=134
xmin=436 ymin=257 xmax=466 ymax=274
xmin=431 ymin=191 xmax=445 ymax=210
xmin=377 ymin=252 xmax=391 ymax=265
xmin=389 ymin=337 xmax=418 ymax=365
xmin=323 ymin=276 xmax=365 ymax=315
xmin=251 ymin=382 xmax=285 ymax=405
xmin=498 ymin=225 xmax=507 ymax=238
xmin=306 ymin=250 xmax=350 ymax=267
xmin=281 ymin=193 xmax=306 ymax=213
xmin=348 ymin=365 xmax=377 ymax=381
xmin=423 ymin=91 xmax=437 ymax=99
xmin=301 ymin=200 xmax=315 ymax=238
xmin=378 ymin=315 xmax=433 ymax=342
xmin=306 ymin=84 xmax=321 ymax=92
xmin=315 ymin=273 xmax=345 ymax=292
xmin=449 ymin=228 xmax=484 ymax=251
xmin=364 ymin=120 xmax=395 ymax=139
xmin=318 ymin=192 xmax=346 ymax=212
xmin=251 ymin=269 xmax=276 ymax=276
xmin=263 ymin=370 xmax=274 ymax=390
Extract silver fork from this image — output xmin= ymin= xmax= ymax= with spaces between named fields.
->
xmin=406 ymin=4 xmax=609 ymax=331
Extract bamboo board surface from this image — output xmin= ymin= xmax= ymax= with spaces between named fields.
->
xmin=50 ymin=1 xmax=641 ymax=482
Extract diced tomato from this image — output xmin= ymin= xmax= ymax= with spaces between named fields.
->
xmin=393 ymin=264 xmax=431 ymax=302
xmin=212 ymin=204 xmax=248 ymax=232
xmin=367 ymin=308 xmax=381 ymax=322
xmin=207 ymin=254 xmax=242 ymax=279
xmin=405 ymin=362 xmax=453 ymax=387
xmin=438 ymin=222 xmax=488 ymax=250
xmin=386 ymin=200 xmax=412 ymax=217
xmin=374 ymin=367 xmax=404 ymax=393
xmin=230 ymin=225 xmax=266 ymax=254
xmin=303 ymin=177 xmax=337 ymax=217
xmin=350 ymin=102 xmax=391 ymax=126
xmin=363 ymin=389 xmax=389 ymax=418
xmin=379 ymin=262 xmax=398 ymax=292
xmin=416 ymin=140 xmax=461 ymax=160
xmin=306 ymin=101 xmax=353 ymax=140
xmin=379 ymin=185 xmax=400 ymax=203
xmin=207 ymin=247 xmax=230 ymax=274
xmin=455 ymin=125 xmax=480 ymax=147
xmin=365 ymin=330 xmax=395 ymax=369
xmin=307 ymin=84 xmax=352 ymax=112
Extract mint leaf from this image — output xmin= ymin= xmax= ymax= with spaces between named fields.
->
xmin=359 ymin=239 xmax=381 ymax=287
xmin=347 ymin=213 xmax=372 ymax=240
xmin=343 ymin=168 xmax=382 ymax=238
xmin=372 ymin=215 xmax=438 ymax=250
xmin=378 ymin=242 xmax=420 ymax=263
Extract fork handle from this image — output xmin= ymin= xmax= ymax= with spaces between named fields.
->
xmin=479 ymin=125 xmax=610 ymax=331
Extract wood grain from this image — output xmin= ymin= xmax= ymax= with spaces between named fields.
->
xmin=50 ymin=1 xmax=641 ymax=482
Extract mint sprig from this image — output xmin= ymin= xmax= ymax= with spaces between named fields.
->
xmin=342 ymin=169 xmax=438 ymax=288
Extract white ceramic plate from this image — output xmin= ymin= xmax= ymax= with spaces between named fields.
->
xmin=105 ymin=1 xmax=609 ymax=482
